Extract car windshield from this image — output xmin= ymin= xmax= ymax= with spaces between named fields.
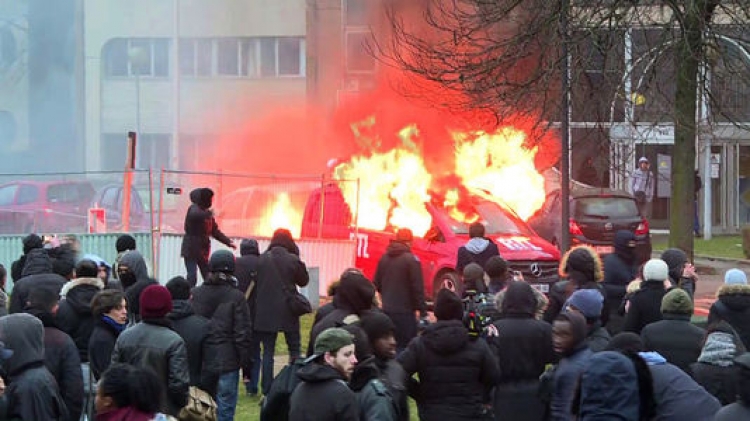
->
xmin=574 ymin=197 xmax=639 ymax=219
xmin=449 ymin=200 xmax=533 ymax=236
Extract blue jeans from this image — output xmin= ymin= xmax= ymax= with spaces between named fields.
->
xmin=216 ymin=370 xmax=239 ymax=421
xmin=184 ymin=258 xmax=208 ymax=287
xmin=249 ymin=331 xmax=277 ymax=395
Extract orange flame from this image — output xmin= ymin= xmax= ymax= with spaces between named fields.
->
xmin=258 ymin=192 xmax=302 ymax=238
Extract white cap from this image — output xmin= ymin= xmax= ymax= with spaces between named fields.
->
xmin=638 ymin=157 xmax=649 ymax=163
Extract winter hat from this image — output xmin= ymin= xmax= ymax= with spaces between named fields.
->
xmin=561 ymin=246 xmax=603 ymax=282
xmin=434 ymin=289 xmax=464 ymax=321
xmin=314 ymin=327 xmax=354 ymax=356
xmin=208 ymin=250 xmax=235 ymax=274
xmin=606 ymin=332 xmax=644 ymax=353
xmin=115 ymin=234 xmax=137 ymax=253
xmin=22 ymin=234 xmax=43 ymax=254
xmin=660 ymin=288 xmax=693 ymax=315
xmin=643 ymin=259 xmax=669 ymax=282
xmin=660 ymin=248 xmax=687 ymax=282
xmin=639 ymin=157 xmax=649 ymax=163
xmin=697 ymin=332 xmax=737 ymax=367
xmin=484 ymin=255 xmax=508 ymax=278
xmin=395 ymin=228 xmax=413 ymax=243
xmin=139 ymin=284 xmax=173 ymax=319
xmin=359 ymin=311 xmax=395 ymax=342
xmin=336 ymin=270 xmax=375 ymax=313
xmin=240 ymin=239 xmax=259 ymax=256
xmin=556 ymin=311 xmax=588 ymax=348
xmin=566 ymin=289 xmax=604 ymax=320
xmin=724 ymin=269 xmax=748 ymax=286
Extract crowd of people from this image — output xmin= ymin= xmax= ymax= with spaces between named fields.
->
xmin=0 ymin=187 xmax=747 ymax=421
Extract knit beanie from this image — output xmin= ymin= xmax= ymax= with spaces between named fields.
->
xmin=115 ymin=234 xmax=137 ymax=253
xmin=606 ymin=332 xmax=645 ymax=353
xmin=359 ymin=311 xmax=396 ymax=342
xmin=566 ymin=289 xmax=604 ymax=320
xmin=139 ymin=284 xmax=173 ymax=319
xmin=434 ymin=289 xmax=464 ymax=321
xmin=660 ymin=288 xmax=693 ymax=315
xmin=643 ymin=259 xmax=669 ymax=282
xmin=660 ymin=248 xmax=687 ymax=282
xmin=697 ymin=332 xmax=737 ymax=367
xmin=725 ymin=269 xmax=748 ymax=286
xmin=484 ymin=255 xmax=508 ymax=278
xmin=209 ymin=250 xmax=235 ymax=274
xmin=314 ymin=327 xmax=354 ymax=355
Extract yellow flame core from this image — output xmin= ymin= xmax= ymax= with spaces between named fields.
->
xmin=337 ymin=148 xmax=433 ymax=236
xmin=453 ymin=128 xmax=545 ymax=220
xmin=259 ymin=192 xmax=301 ymax=238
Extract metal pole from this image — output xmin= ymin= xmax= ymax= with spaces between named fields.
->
xmin=172 ymin=0 xmax=180 ymax=170
xmin=560 ymin=0 xmax=571 ymax=252
xmin=135 ymin=72 xmax=141 ymax=136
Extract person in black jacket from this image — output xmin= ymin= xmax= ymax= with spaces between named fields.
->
xmin=252 ymin=229 xmax=309 ymax=396
xmin=602 ymin=230 xmax=639 ymax=334
xmin=487 ymin=281 xmax=554 ymax=421
xmin=0 ymin=313 xmax=68 ymax=420
xmin=25 ymin=288 xmax=83 ymax=421
xmin=456 ymin=222 xmax=500 ymax=275
xmin=373 ymin=228 xmax=427 ymax=353
xmin=56 ymin=259 xmax=105 ymax=362
xmin=690 ymin=322 xmax=744 ymax=405
xmin=180 ymin=187 xmax=235 ymax=287
xmin=235 ymin=239 xmax=260 ymax=395
xmin=623 ymin=258 xmax=669 ymax=334
xmin=289 ymin=327 xmax=359 ymax=420
xmin=111 ymin=284 xmax=189 ymax=417
xmin=565 ymin=289 xmax=611 ymax=352
xmin=191 ymin=250 xmax=252 ymax=420
xmin=166 ymin=276 xmax=212 ymax=394
xmin=10 ymin=233 xmax=44 ymax=282
xmin=88 ymin=289 xmax=127 ymax=380
xmin=544 ymin=245 xmax=606 ymax=324
xmin=708 ymin=268 xmax=750 ymax=349
xmin=661 ymin=248 xmax=697 ymax=300
xmin=118 ymin=250 xmax=156 ymax=325
xmin=398 ymin=289 xmax=499 ymax=420
xmin=8 ymin=245 xmax=66 ymax=314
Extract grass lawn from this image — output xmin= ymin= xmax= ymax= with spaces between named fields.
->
xmin=652 ymin=235 xmax=745 ymax=260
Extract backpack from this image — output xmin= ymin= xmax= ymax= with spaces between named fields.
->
xmin=178 ymin=386 xmax=217 ymax=421
xmin=260 ymin=359 xmax=307 ymax=421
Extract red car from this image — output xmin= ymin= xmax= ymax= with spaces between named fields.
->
xmin=301 ymin=184 xmax=560 ymax=300
xmin=0 ymin=180 xmax=95 ymax=234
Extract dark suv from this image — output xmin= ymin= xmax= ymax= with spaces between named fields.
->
xmin=528 ymin=187 xmax=652 ymax=266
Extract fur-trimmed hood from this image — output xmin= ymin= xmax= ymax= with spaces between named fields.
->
xmin=60 ymin=277 xmax=105 ymax=297
xmin=559 ymin=245 xmax=603 ymax=283
xmin=716 ymin=283 xmax=750 ymax=312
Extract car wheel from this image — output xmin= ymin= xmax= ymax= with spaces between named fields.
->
xmin=433 ymin=271 xmax=463 ymax=301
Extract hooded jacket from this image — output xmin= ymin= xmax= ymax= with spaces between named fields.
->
xmin=456 ymin=237 xmax=500 ymax=274
xmin=641 ymin=314 xmax=705 ymax=373
xmin=638 ymin=351 xmax=721 ymax=421
xmin=235 ymin=238 xmax=260 ymax=296
xmin=8 ymin=271 xmax=67 ymax=314
xmin=191 ymin=273 xmax=252 ymax=374
xmin=544 ymin=246 xmax=606 ymax=324
xmin=602 ymin=231 xmax=638 ymax=305
xmin=167 ymin=299 xmax=211 ymax=388
xmin=689 ymin=331 xmax=740 ymax=405
xmin=119 ymin=251 xmax=156 ymax=324
xmin=550 ymin=322 xmax=593 ymax=421
xmin=88 ymin=315 xmax=124 ymax=380
xmin=373 ymin=241 xmax=426 ymax=315
xmin=349 ymin=356 xmax=409 ymax=421
xmin=660 ymin=249 xmax=695 ymax=299
xmin=397 ymin=320 xmax=500 ymax=420
xmin=180 ymin=188 xmax=232 ymax=261
xmin=577 ymin=351 xmax=640 ymax=421
xmin=0 ymin=313 xmax=68 ymax=420
xmin=288 ymin=362 xmax=359 ymax=421
xmin=10 ymin=234 xmax=44 ymax=281
xmin=708 ymin=283 xmax=750 ymax=349
xmin=25 ymin=307 xmax=83 ymax=421
xmin=56 ymin=277 xmax=104 ymax=362
xmin=253 ymin=243 xmax=310 ymax=332
xmin=622 ymin=280 xmax=667 ymax=334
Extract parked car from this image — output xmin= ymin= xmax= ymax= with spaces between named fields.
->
xmin=527 ymin=186 xmax=652 ymax=266
xmin=0 ymin=180 xmax=95 ymax=234
xmin=91 ymin=184 xmax=184 ymax=233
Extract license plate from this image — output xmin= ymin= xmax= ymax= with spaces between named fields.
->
xmin=594 ymin=246 xmax=614 ymax=254
xmin=531 ymin=283 xmax=549 ymax=293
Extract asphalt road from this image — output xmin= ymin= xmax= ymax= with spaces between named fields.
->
xmin=688 ymin=255 xmax=750 ymax=316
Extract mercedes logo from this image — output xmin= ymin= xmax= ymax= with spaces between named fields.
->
xmin=530 ymin=263 xmax=543 ymax=278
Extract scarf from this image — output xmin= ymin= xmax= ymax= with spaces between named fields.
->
xmin=101 ymin=315 xmax=127 ymax=334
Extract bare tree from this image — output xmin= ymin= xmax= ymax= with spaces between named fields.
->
xmin=377 ymin=0 xmax=750 ymax=257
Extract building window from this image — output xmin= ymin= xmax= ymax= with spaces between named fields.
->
xmin=346 ymin=32 xmax=375 ymax=73
xmin=344 ymin=0 xmax=368 ymax=27
xmin=103 ymin=38 xmax=170 ymax=77
xmin=179 ymin=37 xmax=305 ymax=78
xmin=278 ymin=38 xmax=303 ymax=76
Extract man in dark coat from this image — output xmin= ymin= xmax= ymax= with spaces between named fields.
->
xmin=166 ymin=276 xmax=212 ymax=393
xmin=575 ymin=351 xmax=642 ymax=420
xmin=350 ymin=311 xmax=409 ymax=421
xmin=373 ymin=228 xmax=427 ymax=353
xmin=180 ymin=187 xmax=235 ymax=287
xmin=252 ymin=229 xmax=309 ymax=396
xmin=235 ymin=238 xmax=260 ymax=395
xmin=0 ymin=313 xmax=68 ymax=420
xmin=10 ymin=233 xmax=44 ymax=282
xmin=398 ymin=289 xmax=499 ymax=420
xmin=544 ymin=245 xmax=606 ymax=324
xmin=690 ymin=323 xmax=742 ymax=405
xmin=56 ymin=259 xmax=105 ymax=362
xmin=548 ymin=311 xmax=593 ymax=421
xmin=455 ymin=222 xmax=500 ymax=274
xmin=641 ymin=288 xmax=705 ymax=373
xmin=289 ymin=327 xmax=359 ymax=420
xmin=8 ymin=245 xmax=66 ymax=314
xmin=623 ymin=258 xmax=669 ymax=334
xmin=602 ymin=230 xmax=639 ymax=334
xmin=191 ymin=250 xmax=252 ymax=420
xmin=111 ymin=285 xmax=189 ymax=417
xmin=88 ymin=289 xmax=127 ymax=380
xmin=565 ymin=288 xmax=611 ymax=352
xmin=118 ymin=250 xmax=156 ymax=325
xmin=713 ymin=352 xmax=750 ymax=421
xmin=708 ymin=268 xmax=750 ymax=349
xmin=488 ymin=281 xmax=554 ymax=421
xmin=661 ymin=248 xmax=697 ymax=300
xmin=25 ymin=288 xmax=83 ymax=421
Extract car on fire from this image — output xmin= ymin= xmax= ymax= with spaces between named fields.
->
xmin=301 ymin=183 xmax=561 ymax=301
xmin=527 ymin=186 xmax=652 ymax=266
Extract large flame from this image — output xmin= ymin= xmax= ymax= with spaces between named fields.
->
xmin=453 ymin=128 xmax=545 ymax=220
xmin=258 ymin=192 xmax=302 ymax=238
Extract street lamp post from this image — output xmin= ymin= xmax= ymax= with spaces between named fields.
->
xmin=128 ymin=46 xmax=148 ymax=137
